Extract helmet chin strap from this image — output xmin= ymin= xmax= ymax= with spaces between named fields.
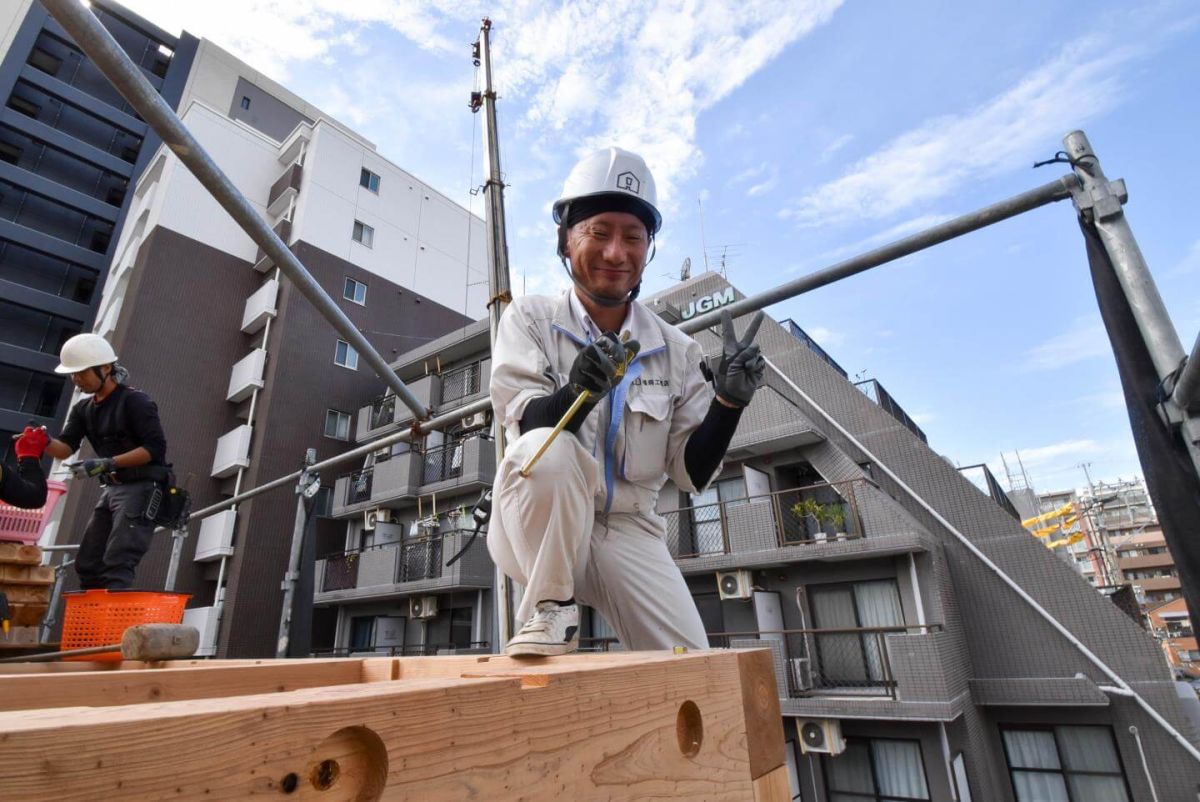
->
xmin=558 ymin=240 xmax=655 ymax=309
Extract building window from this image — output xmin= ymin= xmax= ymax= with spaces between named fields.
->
xmin=1001 ymin=726 xmax=1130 ymax=802
xmin=334 ymin=339 xmax=358 ymax=370
xmin=324 ymin=409 xmax=351 ymax=441
xmin=28 ymin=47 xmax=62 ymax=76
xmin=240 ymin=96 xmax=251 ymax=110
xmin=343 ymin=277 xmax=367 ymax=305
xmin=360 ymin=168 xmax=381 ymax=193
xmin=352 ymin=220 xmax=374 ymax=248
xmin=823 ymin=737 xmax=931 ymax=801
xmin=807 ymin=579 xmax=905 ymax=690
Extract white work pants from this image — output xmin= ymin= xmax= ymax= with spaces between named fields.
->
xmin=487 ymin=427 xmax=708 ymax=651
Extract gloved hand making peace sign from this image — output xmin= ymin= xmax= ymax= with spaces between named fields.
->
xmin=712 ymin=309 xmax=766 ymax=407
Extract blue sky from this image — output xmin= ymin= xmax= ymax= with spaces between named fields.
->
xmin=125 ymin=0 xmax=1199 ymax=493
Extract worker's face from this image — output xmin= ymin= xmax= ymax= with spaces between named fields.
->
xmin=566 ymin=212 xmax=649 ymax=303
xmin=71 ymin=365 xmax=108 ymax=393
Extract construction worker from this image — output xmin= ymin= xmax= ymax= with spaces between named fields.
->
xmin=1 ymin=426 xmax=50 ymax=508
xmin=43 ymin=334 xmax=170 ymax=590
xmin=488 ymin=147 xmax=766 ymax=656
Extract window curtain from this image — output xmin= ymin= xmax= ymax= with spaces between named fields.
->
xmin=872 ymin=739 xmax=930 ymax=800
xmin=811 ymin=586 xmax=866 ymax=685
xmin=689 ymin=487 xmax=723 ymax=555
xmin=1058 ymin=727 xmax=1128 ymax=802
xmin=854 ymin=580 xmax=904 ymax=681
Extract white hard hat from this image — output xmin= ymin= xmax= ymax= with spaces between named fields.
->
xmin=553 ymin=147 xmax=661 ymax=234
xmin=55 ymin=333 xmax=118 ymax=374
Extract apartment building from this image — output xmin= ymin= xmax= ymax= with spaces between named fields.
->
xmin=41 ymin=8 xmax=487 ymax=657
xmin=0 ymin=0 xmax=196 ymax=460
xmin=317 ymin=271 xmax=1200 ymax=800
xmin=1147 ymin=597 xmax=1199 ymax=680
xmin=1113 ymin=526 xmax=1181 ymax=609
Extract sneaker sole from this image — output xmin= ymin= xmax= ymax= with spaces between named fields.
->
xmin=504 ymin=639 xmax=579 ymax=659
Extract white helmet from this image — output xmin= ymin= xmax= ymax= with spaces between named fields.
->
xmin=553 ymin=147 xmax=661 ymax=234
xmin=55 ymin=333 xmax=118 ymax=374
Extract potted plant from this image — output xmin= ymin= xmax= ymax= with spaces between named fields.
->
xmin=791 ymin=499 xmax=847 ymax=540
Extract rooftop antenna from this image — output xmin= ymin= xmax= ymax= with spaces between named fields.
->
xmin=697 ymin=197 xmax=710 ymax=273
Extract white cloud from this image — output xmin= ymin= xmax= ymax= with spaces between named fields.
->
xmin=804 ymin=325 xmax=843 ymax=345
xmin=788 ymin=212 xmax=952 ymax=272
xmin=780 ymin=30 xmax=1147 ymax=228
xmin=819 ymin=133 xmax=854 ymax=164
xmin=1022 ymin=317 xmax=1111 ymax=371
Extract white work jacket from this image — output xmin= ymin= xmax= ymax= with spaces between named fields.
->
xmin=491 ymin=292 xmax=718 ymax=517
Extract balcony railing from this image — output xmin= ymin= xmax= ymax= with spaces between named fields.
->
xmin=663 ymin=480 xmax=867 ymax=560
xmin=322 ymin=553 xmax=360 ymax=592
xmin=708 ymin=625 xmax=939 ymax=699
xmin=346 ymin=468 xmax=374 ymax=505
xmin=398 ymin=536 xmax=444 ymax=582
xmin=440 ymin=362 xmax=481 ymax=405
xmin=369 ymin=395 xmax=396 ymax=430
xmin=422 ymin=442 xmax=465 ymax=485
xmin=310 ymin=642 xmax=491 ymax=658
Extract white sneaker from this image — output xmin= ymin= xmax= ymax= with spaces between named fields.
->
xmin=505 ymin=601 xmax=580 ymax=658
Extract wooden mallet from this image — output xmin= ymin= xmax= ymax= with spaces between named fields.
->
xmin=0 ymin=623 xmax=200 ymax=663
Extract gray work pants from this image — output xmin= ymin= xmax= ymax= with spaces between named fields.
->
xmin=75 ymin=480 xmax=156 ymax=590
xmin=487 ymin=428 xmax=708 ymax=651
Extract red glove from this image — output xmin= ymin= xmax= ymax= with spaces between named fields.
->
xmin=13 ymin=426 xmax=49 ymax=460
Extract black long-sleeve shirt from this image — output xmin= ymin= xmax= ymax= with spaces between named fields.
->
xmin=58 ymin=385 xmax=168 ymax=464
xmin=0 ymin=458 xmax=47 ymax=509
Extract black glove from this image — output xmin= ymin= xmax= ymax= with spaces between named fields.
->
xmin=714 ymin=310 xmax=766 ymax=407
xmin=569 ymin=333 xmax=632 ymax=398
xmin=70 ymin=457 xmax=116 ymax=480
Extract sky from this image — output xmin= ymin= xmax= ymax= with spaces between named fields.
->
xmin=120 ymin=0 xmax=1200 ymax=494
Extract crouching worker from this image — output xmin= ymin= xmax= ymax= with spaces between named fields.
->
xmin=1 ymin=426 xmax=50 ymax=509
xmin=488 ymin=147 xmax=766 ymax=657
xmin=43 ymin=334 xmax=170 ymax=590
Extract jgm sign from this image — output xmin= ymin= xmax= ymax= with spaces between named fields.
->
xmin=680 ymin=287 xmax=735 ymax=320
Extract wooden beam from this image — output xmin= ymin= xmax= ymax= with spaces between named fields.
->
xmin=752 ymin=764 xmax=792 ymax=802
xmin=0 ymin=650 xmax=784 ymax=801
xmin=0 ymin=659 xmax=364 ymax=711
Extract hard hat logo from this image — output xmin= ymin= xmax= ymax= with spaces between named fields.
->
xmin=615 ymin=171 xmax=641 ymax=195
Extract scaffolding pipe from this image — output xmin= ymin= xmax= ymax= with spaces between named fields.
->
xmin=1062 ymin=131 xmax=1186 ymax=383
xmin=1173 ymin=331 xmax=1200 ymax=411
xmin=680 ymin=175 xmax=1077 ymax=335
xmin=41 ymin=0 xmax=429 ymax=421
xmin=476 ymin=17 xmax=516 ymax=647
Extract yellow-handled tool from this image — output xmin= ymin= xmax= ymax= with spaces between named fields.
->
xmin=519 ymin=333 xmax=639 ymax=477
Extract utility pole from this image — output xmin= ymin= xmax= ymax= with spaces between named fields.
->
xmin=471 ymin=18 xmax=515 ymax=648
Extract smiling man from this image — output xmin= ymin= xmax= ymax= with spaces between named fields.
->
xmin=488 ymin=147 xmax=767 ymax=656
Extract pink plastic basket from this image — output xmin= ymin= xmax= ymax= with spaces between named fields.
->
xmin=0 ymin=479 xmax=67 ymax=544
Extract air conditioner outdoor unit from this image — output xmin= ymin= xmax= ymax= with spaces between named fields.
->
xmin=789 ymin=657 xmax=814 ymax=692
xmin=364 ymin=508 xmax=393 ymax=531
xmin=409 ymin=595 xmax=439 ymax=619
xmin=796 ymin=718 xmax=846 ymax=756
xmin=461 ymin=411 xmax=488 ymax=430
xmin=716 ymin=569 xmax=753 ymax=601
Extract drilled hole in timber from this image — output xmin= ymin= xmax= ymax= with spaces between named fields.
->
xmin=676 ymin=700 xmax=704 ymax=758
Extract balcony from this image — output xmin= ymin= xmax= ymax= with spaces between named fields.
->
xmin=357 ymin=377 xmax=437 ymax=440
xmin=667 ymin=480 xmax=883 ymax=566
xmin=330 ymin=450 xmax=424 ymax=518
xmin=211 ymin=424 xmax=252 ymax=478
xmin=241 ymin=278 xmax=278 ymax=334
xmin=854 ymin=378 xmax=928 ymax=444
xmin=1117 ymin=552 xmax=1175 ymax=571
xmin=253 ymin=218 xmax=293 ymax=273
xmin=419 ymin=437 xmax=495 ymax=493
xmin=194 ymin=509 xmax=237 ymax=562
xmin=709 ymin=625 xmax=958 ymax=720
xmin=226 ymin=349 xmax=267 ymax=403
xmin=438 ymin=360 xmax=490 ymax=409
xmin=267 ymin=162 xmax=302 ymax=215
xmin=314 ymin=529 xmax=494 ymax=603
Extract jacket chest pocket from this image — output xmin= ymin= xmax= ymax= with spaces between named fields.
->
xmin=621 ymin=389 xmax=672 ymax=485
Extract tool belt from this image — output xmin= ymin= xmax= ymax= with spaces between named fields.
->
xmin=142 ymin=472 xmax=191 ymax=530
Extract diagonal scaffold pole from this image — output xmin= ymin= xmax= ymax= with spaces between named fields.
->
xmin=40 ymin=0 xmax=429 ymax=421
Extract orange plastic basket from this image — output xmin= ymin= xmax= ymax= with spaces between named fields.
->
xmin=61 ymin=589 xmax=190 ymax=661
xmin=0 ymin=479 xmax=67 ymax=544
